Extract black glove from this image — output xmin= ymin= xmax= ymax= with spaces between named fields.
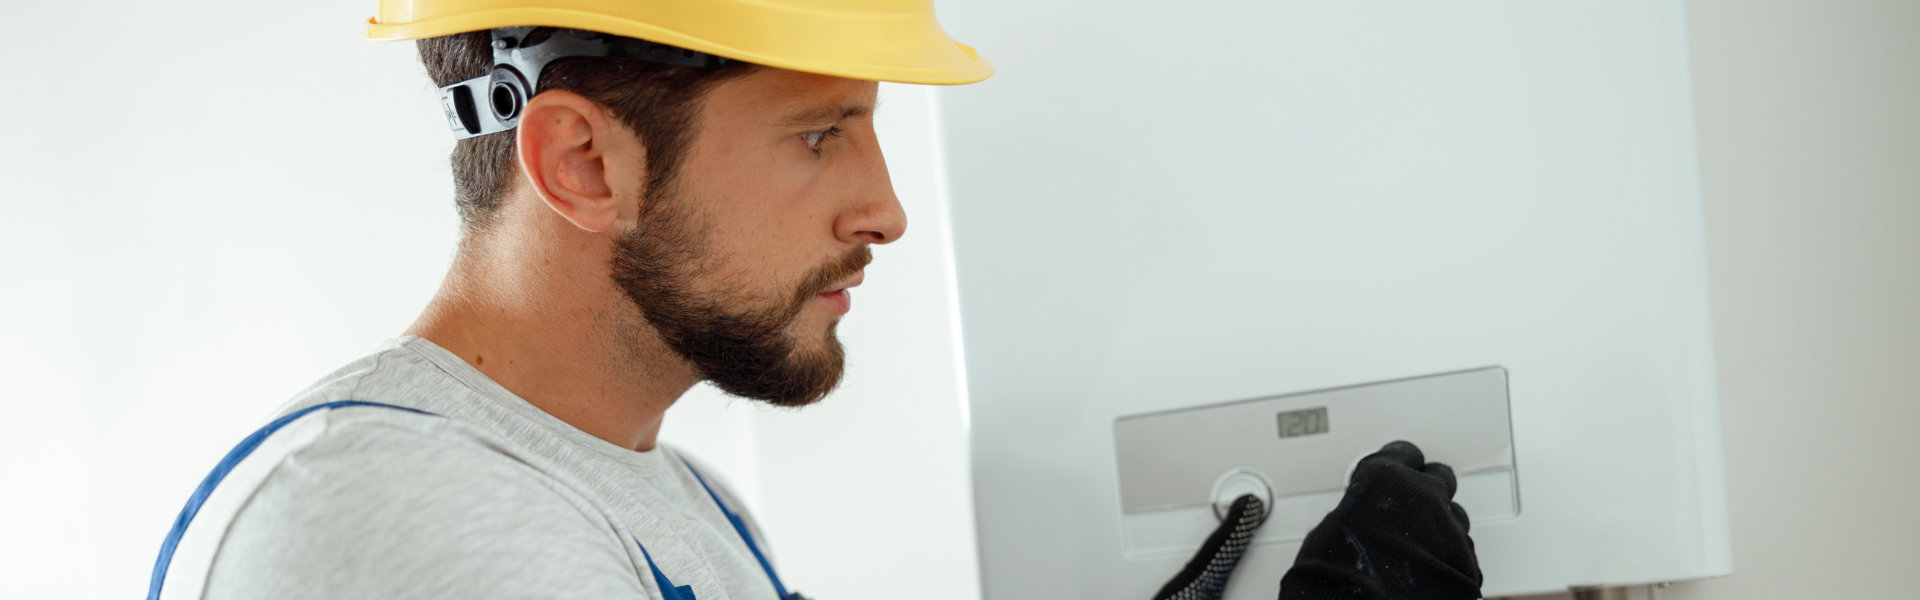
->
xmin=1279 ymin=440 xmax=1482 ymax=600
xmin=1151 ymin=494 xmax=1268 ymax=600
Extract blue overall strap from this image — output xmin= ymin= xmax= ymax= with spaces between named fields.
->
xmin=677 ymin=457 xmax=798 ymax=600
xmin=635 ymin=538 xmax=698 ymax=600
xmin=147 ymin=400 xmax=436 ymax=600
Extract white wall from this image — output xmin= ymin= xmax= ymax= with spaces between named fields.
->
xmin=1661 ymin=1 xmax=1920 ymax=598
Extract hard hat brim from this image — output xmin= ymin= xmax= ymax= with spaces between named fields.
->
xmin=366 ymin=6 xmax=993 ymax=85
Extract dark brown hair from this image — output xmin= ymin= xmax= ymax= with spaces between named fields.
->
xmin=416 ymin=29 xmax=758 ymax=234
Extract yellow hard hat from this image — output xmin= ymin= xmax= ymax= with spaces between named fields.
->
xmin=366 ymin=0 xmax=993 ymax=86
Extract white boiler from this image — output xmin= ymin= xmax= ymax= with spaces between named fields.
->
xmin=935 ymin=1 xmax=1733 ymax=597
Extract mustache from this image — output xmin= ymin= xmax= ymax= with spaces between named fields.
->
xmin=790 ymin=246 xmax=873 ymax=307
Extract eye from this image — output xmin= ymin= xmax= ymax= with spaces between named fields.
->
xmin=800 ymin=125 xmax=845 ymax=151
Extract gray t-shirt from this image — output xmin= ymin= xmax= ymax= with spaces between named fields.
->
xmin=156 ymin=337 xmax=784 ymax=600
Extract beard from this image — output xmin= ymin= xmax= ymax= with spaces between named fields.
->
xmin=608 ymin=190 xmax=870 ymax=407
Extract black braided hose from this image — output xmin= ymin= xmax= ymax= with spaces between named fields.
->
xmin=1150 ymin=494 xmax=1267 ymax=600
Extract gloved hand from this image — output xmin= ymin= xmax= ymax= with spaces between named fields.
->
xmin=1150 ymin=494 xmax=1268 ymax=600
xmin=1279 ymin=440 xmax=1482 ymax=600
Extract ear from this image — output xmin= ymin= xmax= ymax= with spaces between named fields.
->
xmin=515 ymin=90 xmax=644 ymax=233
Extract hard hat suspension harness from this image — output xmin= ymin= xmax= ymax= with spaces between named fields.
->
xmin=440 ymin=27 xmax=734 ymax=140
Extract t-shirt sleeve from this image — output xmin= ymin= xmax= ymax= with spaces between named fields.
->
xmin=202 ymin=420 xmax=652 ymax=600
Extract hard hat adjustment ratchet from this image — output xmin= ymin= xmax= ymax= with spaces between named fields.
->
xmin=438 ymin=27 xmax=734 ymax=140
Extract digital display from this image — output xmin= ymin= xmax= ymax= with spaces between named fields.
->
xmin=1276 ymin=406 xmax=1330 ymax=439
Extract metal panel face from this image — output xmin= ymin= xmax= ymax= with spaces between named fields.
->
xmin=1112 ymin=368 xmax=1518 ymax=557
xmin=936 ymin=1 xmax=1732 ymax=598
xmin=1114 ymin=367 xmax=1514 ymax=513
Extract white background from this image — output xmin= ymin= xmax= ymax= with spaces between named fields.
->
xmin=0 ymin=1 xmax=1912 ymax=599
xmin=1658 ymin=0 xmax=1919 ymax=598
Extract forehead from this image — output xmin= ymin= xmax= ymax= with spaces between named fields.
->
xmin=699 ymin=67 xmax=879 ymax=129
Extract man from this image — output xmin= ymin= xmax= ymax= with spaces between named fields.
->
xmin=148 ymin=1 xmax=1478 ymax=599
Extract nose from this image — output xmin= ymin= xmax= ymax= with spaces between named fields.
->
xmin=834 ymin=135 xmax=908 ymax=245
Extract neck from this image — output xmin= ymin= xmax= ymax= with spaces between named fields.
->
xmin=405 ymin=222 xmax=699 ymax=452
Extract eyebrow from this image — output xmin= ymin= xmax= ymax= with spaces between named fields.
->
xmin=775 ymin=101 xmax=876 ymax=128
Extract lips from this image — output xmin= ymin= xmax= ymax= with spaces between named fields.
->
xmin=816 ymin=271 xmax=862 ymax=314
xmin=822 ymin=271 xmax=865 ymax=295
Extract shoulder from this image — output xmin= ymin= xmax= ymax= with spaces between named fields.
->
xmin=188 ymin=406 xmax=648 ymax=599
xmin=270 ymin=339 xmax=474 ymax=417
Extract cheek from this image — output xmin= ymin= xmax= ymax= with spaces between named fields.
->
xmin=717 ymin=178 xmax=837 ymax=255
xmin=703 ymin=145 xmax=828 ymax=230
xmin=683 ymin=142 xmax=838 ymax=297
